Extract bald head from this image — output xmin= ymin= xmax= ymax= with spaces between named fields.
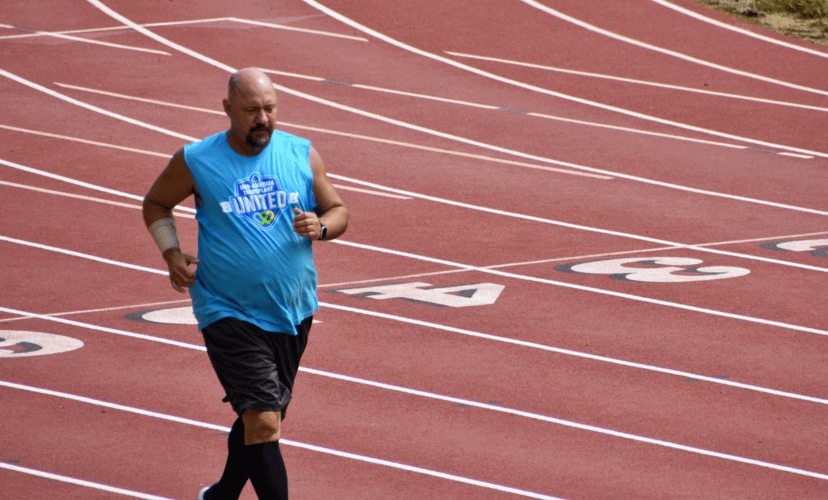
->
xmin=223 ymin=68 xmax=278 ymax=155
xmin=228 ymin=68 xmax=275 ymax=101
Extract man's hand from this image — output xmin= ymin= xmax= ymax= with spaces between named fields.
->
xmin=293 ymin=207 xmax=322 ymax=240
xmin=163 ymin=248 xmax=200 ymax=293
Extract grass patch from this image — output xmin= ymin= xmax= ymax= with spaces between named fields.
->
xmin=689 ymin=0 xmax=828 ymax=47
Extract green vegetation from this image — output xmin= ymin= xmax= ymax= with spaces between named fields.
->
xmin=755 ymin=0 xmax=827 ymax=19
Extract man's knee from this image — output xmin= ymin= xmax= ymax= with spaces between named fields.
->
xmin=241 ymin=409 xmax=281 ymax=445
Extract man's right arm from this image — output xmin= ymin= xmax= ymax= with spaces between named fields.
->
xmin=143 ymin=149 xmax=200 ymax=293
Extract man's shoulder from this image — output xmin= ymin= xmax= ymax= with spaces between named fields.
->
xmin=272 ymin=129 xmax=310 ymax=147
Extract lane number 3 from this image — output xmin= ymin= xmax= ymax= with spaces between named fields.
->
xmin=555 ymin=257 xmax=750 ymax=282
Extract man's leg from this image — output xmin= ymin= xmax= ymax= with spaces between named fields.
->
xmin=201 ymin=418 xmax=248 ymax=499
xmin=242 ymin=409 xmax=289 ymax=500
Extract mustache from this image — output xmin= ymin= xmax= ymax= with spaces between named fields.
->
xmin=250 ymin=124 xmax=269 ymax=133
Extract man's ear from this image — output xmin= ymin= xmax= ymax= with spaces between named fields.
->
xmin=222 ymin=98 xmax=231 ymax=117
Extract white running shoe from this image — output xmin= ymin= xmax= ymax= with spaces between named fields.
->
xmin=197 ymin=486 xmax=211 ymax=500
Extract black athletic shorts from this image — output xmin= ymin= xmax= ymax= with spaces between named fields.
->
xmin=201 ymin=316 xmax=312 ymax=419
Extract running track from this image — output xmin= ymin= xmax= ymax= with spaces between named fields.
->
xmin=1 ymin=1 xmax=827 ymax=499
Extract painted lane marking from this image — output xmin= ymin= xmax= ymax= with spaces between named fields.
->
xmin=0 ymin=381 xmax=566 ymax=500
xmin=445 ymin=51 xmax=828 ymax=115
xmin=0 ymin=180 xmax=192 ymax=217
xmin=86 ymin=0 xmax=828 ymax=185
xmin=0 ymin=331 xmax=83 ymax=358
xmin=555 ymin=257 xmax=751 ymax=282
xmin=327 ymin=175 xmax=828 ymax=271
xmin=38 ymin=82 xmax=828 ymax=212
xmin=0 ymin=462 xmax=175 ymax=500
xmin=328 ymin=282 xmax=505 ymax=307
xmin=332 ymin=183 xmax=412 ymax=199
xmin=0 ymin=69 xmax=197 ymax=143
xmin=3 ymin=347 xmax=828 ymax=484
xmin=299 ymin=0 xmax=828 ymax=159
xmin=318 ymin=230 xmax=828 ymax=289
xmin=0 ymin=157 xmax=196 ymax=214
xmin=4 ymin=151 xmax=828 ymax=279
xmin=0 ymin=17 xmax=368 ymax=43
xmin=3 ymin=237 xmax=828 ymax=406
xmin=0 ymin=123 xmax=171 ymax=158
xmin=52 ymin=81 xmax=609 ymax=179
xmin=257 ymin=67 xmax=791 ymax=155
xmin=0 ymin=25 xmax=170 ymax=55
xmin=649 ymin=0 xmax=828 ymax=59
xmin=0 ymin=299 xmax=192 ymax=323
xmin=518 ymin=0 xmax=828 ymax=97
xmin=332 ymin=238 xmax=828 ymax=337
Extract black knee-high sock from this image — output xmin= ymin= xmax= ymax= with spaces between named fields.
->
xmin=246 ymin=440 xmax=289 ymax=500
xmin=208 ymin=418 xmax=249 ymax=499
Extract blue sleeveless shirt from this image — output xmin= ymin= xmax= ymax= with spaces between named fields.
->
xmin=184 ymin=130 xmax=318 ymax=334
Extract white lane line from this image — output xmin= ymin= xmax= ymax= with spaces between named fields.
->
xmin=0 ymin=299 xmax=192 ymax=322
xmin=0 ymin=179 xmax=195 ymax=217
xmin=327 ymin=174 xmax=828 ymax=272
xmin=0 ymin=25 xmax=170 ymax=55
xmin=0 ymin=235 xmax=171 ymax=277
xmin=0 ymin=237 xmax=828 ymax=404
xmin=649 ymin=0 xmax=828 ymax=59
xmin=53 ymin=81 xmax=610 ymax=179
xmin=330 ymin=238 xmax=828 ymax=337
xmin=333 ymin=183 xmax=412 ymax=199
xmin=519 ymin=0 xmax=828 ymax=97
xmin=226 ymin=17 xmax=368 ymax=41
xmin=0 ymin=123 xmax=171 ymax=157
xmin=87 ymin=0 xmax=828 ymax=174
xmin=38 ymin=82 xmax=828 ymax=211
xmin=298 ymin=0 xmax=828 ymax=159
xmin=0 ymin=17 xmax=368 ymax=43
xmin=258 ymin=67 xmax=785 ymax=154
xmin=4 ymin=150 xmax=827 ymax=277
xmin=0 ymin=69 xmax=197 ymax=143
xmin=0 ymin=380 xmax=567 ymax=500
xmin=0 ymin=462 xmax=175 ymax=500
xmin=446 ymin=51 xmax=828 ymax=114
xmin=0 ymin=157 xmax=195 ymax=213
xmin=2 ymin=337 xmax=828 ymax=483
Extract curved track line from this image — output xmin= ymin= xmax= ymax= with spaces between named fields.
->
xmin=0 ymin=381 xmax=567 ymax=500
xmin=519 ymin=0 xmax=828 ymax=96
xmin=328 ymin=174 xmax=828 ymax=272
xmin=299 ymin=0 xmax=828 ymax=159
xmin=332 ymin=238 xmax=828 ymax=337
xmin=650 ymin=0 xmax=828 ymax=59
xmin=446 ymin=51 xmax=828 ymax=114
xmin=2 ymin=336 xmax=827 ymax=483
xmin=86 ymin=0 xmax=828 ymax=163
xmin=3 ymin=230 xmax=828 ymax=407
xmin=5 ymin=148 xmax=827 ymax=278
xmin=0 ymin=69 xmax=195 ymax=143
xmin=7 ymin=68 xmax=827 ymax=221
xmin=0 ymin=462 xmax=175 ymax=500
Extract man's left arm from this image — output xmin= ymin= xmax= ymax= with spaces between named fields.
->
xmin=293 ymin=146 xmax=349 ymax=241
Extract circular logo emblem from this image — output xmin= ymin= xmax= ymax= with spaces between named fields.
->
xmin=126 ymin=306 xmax=198 ymax=325
xmin=0 ymin=331 xmax=84 ymax=358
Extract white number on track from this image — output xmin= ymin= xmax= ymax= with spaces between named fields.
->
xmin=761 ymin=238 xmax=828 ymax=257
xmin=329 ymin=282 xmax=504 ymax=307
xmin=555 ymin=257 xmax=750 ymax=283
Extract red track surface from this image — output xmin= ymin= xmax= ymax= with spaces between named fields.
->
xmin=2 ymin=1 xmax=828 ymax=499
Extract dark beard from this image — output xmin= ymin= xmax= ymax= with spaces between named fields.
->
xmin=245 ymin=124 xmax=272 ymax=151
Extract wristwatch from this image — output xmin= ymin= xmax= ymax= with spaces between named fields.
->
xmin=318 ymin=220 xmax=327 ymax=240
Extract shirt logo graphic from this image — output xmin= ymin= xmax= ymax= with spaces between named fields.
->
xmin=229 ymin=173 xmax=287 ymax=229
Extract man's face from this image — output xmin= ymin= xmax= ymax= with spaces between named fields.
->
xmin=225 ymin=86 xmax=277 ymax=153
